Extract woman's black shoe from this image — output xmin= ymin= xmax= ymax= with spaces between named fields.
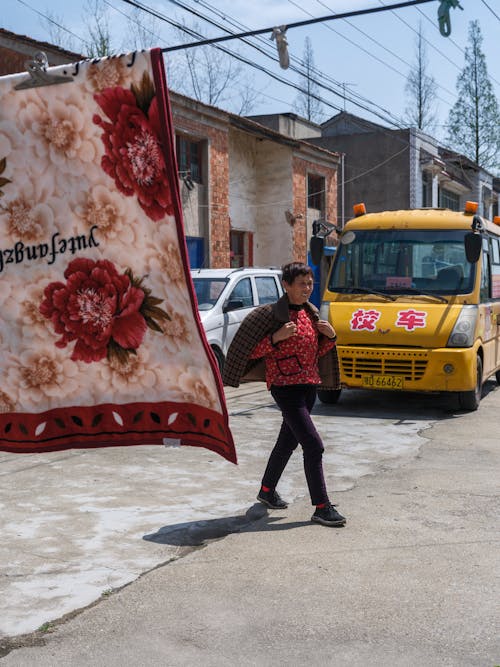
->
xmin=257 ymin=489 xmax=288 ymax=509
xmin=311 ymin=503 xmax=346 ymax=526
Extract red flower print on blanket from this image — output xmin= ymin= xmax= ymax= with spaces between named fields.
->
xmin=40 ymin=258 xmax=170 ymax=364
xmin=93 ymin=73 xmax=173 ymax=221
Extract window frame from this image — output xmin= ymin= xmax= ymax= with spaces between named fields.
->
xmin=307 ymin=173 xmax=326 ymax=212
xmin=176 ymin=134 xmax=203 ymax=183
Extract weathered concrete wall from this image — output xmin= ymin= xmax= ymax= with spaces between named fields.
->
xmin=255 ymin=140 xmax=294 ymax=267
xmin=229 ymin=129 xmax=294 ymax=267
xmin=310 ymin=131 xmax=410 ymax=217
xmin=180 ymin=182 xmax=207 ymax=238
xmin=228 ymin=131 xmax=258 ymax=235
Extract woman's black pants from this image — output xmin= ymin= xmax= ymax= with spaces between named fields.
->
xmin=262 ymin=384 xmax=329 ymax=506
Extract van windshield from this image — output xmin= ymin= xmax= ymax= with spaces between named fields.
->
xmin=192 ymin=278 xmax=228 ymax=310
xmin=329 ymin=229 xmax=475 ymax=296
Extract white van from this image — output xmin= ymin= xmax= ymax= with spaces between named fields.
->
xmin=190 ymin=267 xmax=283 ymax=370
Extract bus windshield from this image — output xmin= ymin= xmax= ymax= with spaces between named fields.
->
xmin=328 ymin=229 xmax=475 ymax=296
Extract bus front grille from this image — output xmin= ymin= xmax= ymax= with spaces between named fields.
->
xmin=340 ymin=350 xmax=428 ymax=381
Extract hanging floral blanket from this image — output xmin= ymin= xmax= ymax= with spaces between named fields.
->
xmin=0 ymin=49 xmax=236 ymax=463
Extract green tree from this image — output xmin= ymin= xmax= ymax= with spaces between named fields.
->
xmin=446 ymin=20 xmax=500 ymax=172
xmin=404 ymin=24 xmax=437 ymax=132
xmin=293 ymin=37 xmax=324 ymax=123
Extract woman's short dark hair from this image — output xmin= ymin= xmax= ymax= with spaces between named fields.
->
xmin=281 ymin=261 xmax=313 ymax=284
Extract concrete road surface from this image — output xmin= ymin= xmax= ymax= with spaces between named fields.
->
xmin=0 ymin=382 xmax=499 ymax=665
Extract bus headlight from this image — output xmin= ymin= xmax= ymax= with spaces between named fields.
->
xmin=446 ymin=305 xmax=478 ymax=348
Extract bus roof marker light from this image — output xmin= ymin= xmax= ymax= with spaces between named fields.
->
xmin=464 ymin=201 xmax=478 ymax=215
xmin=353 ymin=203 xmax=366 ymax=217
xmin=494 ymin=216 xmax=500 ymax=226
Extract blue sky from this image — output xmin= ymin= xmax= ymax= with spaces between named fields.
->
xmin=3 ymin=0 xmax=500 ymax=142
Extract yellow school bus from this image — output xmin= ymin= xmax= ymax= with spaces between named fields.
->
xmin=315 ymin=202 xmax=500 ymax=410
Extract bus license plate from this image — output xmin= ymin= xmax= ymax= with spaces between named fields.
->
xmin=362 ymin=375 xmax=404 ymax=389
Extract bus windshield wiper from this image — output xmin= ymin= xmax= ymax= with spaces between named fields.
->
xmin=336 ymin=286 xmax=397 ymax=301
xmin=395 ymin=287 xmax=448 ymax=303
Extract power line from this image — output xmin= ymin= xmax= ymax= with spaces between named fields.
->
xmin=106 ymin=0 xmax=315 ymax=116
xmin=480 ymin=0 xmax=500 ymax=22
xmin=122 ymin=0 xmax=465 ymax=162
xmin=120 ymin=0 xmax=414 ymax=129
xmin=145 ymin=0 xmax=437 ymax=52
xmin=377 ymin=0 xmax=463 ymax=72
xmin=10 ymin=0 xmax=496 ymax=183
xmin=164 ymin=0 xmax=411 ymax=126
xmin=15 ymin=0 xmax=86 ymax=47
xmin=15 ymin=0 xmax=403 ymax=128
xmin=288 ymin=0 xmax=456 ymax=107
xmin=102 ymin=0 xmax=164 ymax=45
xmin=413 ymin=4 xmax=468 ymax=58
xmin=16 ymin=0 xmax=473 ymax=172
xmin=395 ymin=0 xmax=500 ymax=90
xmin=190 ymin=0 xmax=409 ymax=123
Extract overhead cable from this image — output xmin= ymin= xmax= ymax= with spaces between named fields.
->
xmin=177 ymin=0 xmax=410 ymax=123
xmin=119 ymin=0 xmax=437 ymax=52
xmin=480 ymin=0 xmax=500 ymax=22
xmin=288 ymin=0 xmax=456 ymax=106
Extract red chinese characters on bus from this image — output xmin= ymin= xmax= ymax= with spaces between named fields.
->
xmin=395 ymin=309 xmax=427 ymax=331
xmin=350 ymin=309 xmax=381 ymax=331
xmin=350 ymin=308 xmax=428 ymax=332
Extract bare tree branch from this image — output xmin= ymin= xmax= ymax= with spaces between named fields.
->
xmin=404 ymin=24 xmax=438 ymax=132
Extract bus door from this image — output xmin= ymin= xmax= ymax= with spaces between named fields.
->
xmin=484 ymin=236 xmax=500 ymax=378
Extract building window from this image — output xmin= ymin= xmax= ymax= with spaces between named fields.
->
xmin=438 ymin=187 xmax=460 ymax=211
xmin=230 ymin=230 xmax=253 ymax=268
xmin=307 ymin=174 xmax=325 ymax=212
xmin=176 ymin=135 xmax=202 ymax=183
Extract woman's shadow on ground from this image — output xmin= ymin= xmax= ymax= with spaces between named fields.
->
xmin=143 ymin=503 xmax=310 ymax=548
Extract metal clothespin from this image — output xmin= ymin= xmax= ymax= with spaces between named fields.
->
xmin=271 ymin=26 xmax=289 ymax=70
xmin=14 ymin=51 xmax=74 ymax=91
xmin=437 ymin=0 xmax=464 ymax=37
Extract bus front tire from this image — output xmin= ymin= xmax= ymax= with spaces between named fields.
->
xmin=317 ymin=389 xmax=342 ymax=405
xmin=458 ymin=355 xmax=482 ymax=411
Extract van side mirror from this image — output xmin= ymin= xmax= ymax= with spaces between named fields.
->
xmin=310 ymin=236 xmax=324 ymax=266
xmin=464 ymin=232 xmax=481 ymax=263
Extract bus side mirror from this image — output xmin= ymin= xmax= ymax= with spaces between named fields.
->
xmin=310 ymin=236 xmax=324 ymax=266
xmin=464 ymin=233 xmax=481 ymax=263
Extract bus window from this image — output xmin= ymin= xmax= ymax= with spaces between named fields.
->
xmin=480 ymin=251 xmax=491 ymax=302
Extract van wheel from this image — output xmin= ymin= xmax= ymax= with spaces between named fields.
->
xmin=211 ymin=347 xmax=225 ymax=373
xmin=458 ymin=355 xmax=482 ymax=411
xmin=317 ymin=389 xmax=342 ymax=404
xmin=496 ymin=370 xmax=500 ymax=384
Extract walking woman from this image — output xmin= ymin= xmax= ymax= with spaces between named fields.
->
xmin=223 ymin=261 xmax=346 ymax=527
